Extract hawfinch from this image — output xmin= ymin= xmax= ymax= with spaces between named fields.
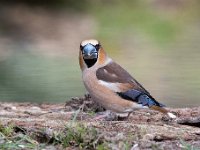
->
xmin=79 ymin=39 xmax=176 ymax=119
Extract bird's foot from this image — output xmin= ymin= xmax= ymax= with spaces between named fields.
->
xmin=93 ymin=110 xmax=118 ymax=121
xmin=116 ymin=112 xmax=132 ymax=121
xmin=93 ymin=111 xmax=131 ymax=121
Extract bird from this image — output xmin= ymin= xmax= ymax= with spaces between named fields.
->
xmin=79 ymin=39 xmax=176 ymax=119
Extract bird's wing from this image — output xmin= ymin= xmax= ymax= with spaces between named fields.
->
xmin=117 ymin=89 xmax=165 ymax=108
xmin=96 ymin=61 xmax=150 ymax=95
xmin=96 ymin=61 xmax=166 ymax=108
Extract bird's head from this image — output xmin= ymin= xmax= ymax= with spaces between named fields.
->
xmin=79 ymin=39 xmax=107 ymax=69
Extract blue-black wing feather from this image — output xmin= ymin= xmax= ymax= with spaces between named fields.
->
xmin=117 ymin=89 xmax=165 ymax=107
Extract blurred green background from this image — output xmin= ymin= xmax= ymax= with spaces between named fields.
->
xmin=0 ymin=0 xmax=199 ymax=107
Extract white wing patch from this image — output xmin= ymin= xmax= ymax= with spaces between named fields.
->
xmin=98 ymin=80 xmax=120 ymax=92
xmin=103 ymin=68 xmax=118 ymax=78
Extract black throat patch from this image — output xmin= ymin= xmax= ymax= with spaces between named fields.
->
xmin=84 ymin=59 xmax=97 ymax=68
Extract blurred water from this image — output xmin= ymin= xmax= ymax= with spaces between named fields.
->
xmin=0 ymin=50 xmax=85 ymax=102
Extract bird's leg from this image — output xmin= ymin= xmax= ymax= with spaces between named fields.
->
xmin=127 ymin=112 xmax=132 ymax=118
xmin=94 ymin=111 xmax=133 ymax=121
xmin=94 ymin=110 xmax=118 ymax=121
xmin=117 ymin=112 xmax=132 ymax=121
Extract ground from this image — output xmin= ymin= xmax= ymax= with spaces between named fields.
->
xmin=0 ymin=96 xmax=200 ymax=150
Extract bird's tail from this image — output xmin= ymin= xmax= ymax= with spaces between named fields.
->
xmin=150 ymin=105 xmax=176 ymax=118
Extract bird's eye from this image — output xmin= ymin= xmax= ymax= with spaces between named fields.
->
xmin=95 ymin=44 xmax=100 ymax=50
xmin=80 ymin=45 xmax=83 ymax=51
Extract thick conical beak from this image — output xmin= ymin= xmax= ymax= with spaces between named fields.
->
xmin=82 ymin=44 xmax=98 ymax=59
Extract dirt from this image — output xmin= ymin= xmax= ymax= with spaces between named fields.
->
xmin=0 ymin=95 xmax=200 ymax=149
